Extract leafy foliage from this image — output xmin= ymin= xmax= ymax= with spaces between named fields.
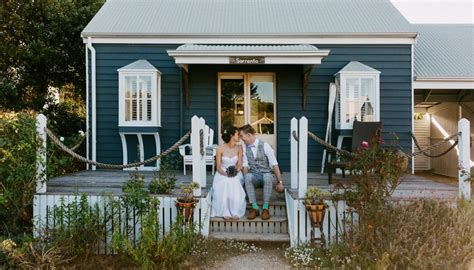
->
xmin=0 ymin=0 xmax=104 ymax=110
xmin=341 ymin=133 xmax=406 ymax=212
xmin=0 ymin=112 xmax=40 ymax=235
xmin=149 ymin=158 xmax=177 ymax=194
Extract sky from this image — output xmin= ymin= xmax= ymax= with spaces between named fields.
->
xmin=391 ymin=0 xmax=474 ymax=24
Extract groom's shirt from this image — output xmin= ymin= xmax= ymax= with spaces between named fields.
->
xmin=242 ymin=139 xmax=278 ymax=168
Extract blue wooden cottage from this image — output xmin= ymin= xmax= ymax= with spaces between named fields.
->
xmin=33 ymin=0 xmax=473 ymax=247
xmin=81 ymin=0 xmax=417 ymax=172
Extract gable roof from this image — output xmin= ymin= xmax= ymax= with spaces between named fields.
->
xmin=117 ymin=59 xmax=161 ymax=73
xmin=414 ymin=24 xmax=474 ymax=79
xmin=336 ymin=61 xmax=381 ymax=74
xmin=82 ymin=0 xmax=413 ymax=37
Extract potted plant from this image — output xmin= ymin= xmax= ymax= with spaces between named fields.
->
xmin=303 ymin=187 xmax=329 ymax=227
xmin=176 ymin=181 xmax=200 ymax=221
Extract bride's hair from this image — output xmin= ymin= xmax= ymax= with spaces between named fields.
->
xmin=222 ymin=126 xmax=238 ymax=143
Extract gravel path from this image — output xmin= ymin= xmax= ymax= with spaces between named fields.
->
xmin=209 ymin=243 xmax=292 ymax=270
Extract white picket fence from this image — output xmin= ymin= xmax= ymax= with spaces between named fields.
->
xmin=33 ymin=115 xmax=213 ymax=251
xmin=33 ymin=193 xmax=211 ymax=254
xmin=286 ymin=116 xmax=471 ymax=247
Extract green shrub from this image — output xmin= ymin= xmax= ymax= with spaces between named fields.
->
xmin=0 ymin=111 xmax=40 ymax=235
xmin=0 ymin=111 xmax=85 ymax=236
xmin=44 ymin=194 xmax=105 ymax=260
xmin=149 ymin=160 xmax=176 ymax=194
xmin=113 ymin=173 xmax=203 ymax=269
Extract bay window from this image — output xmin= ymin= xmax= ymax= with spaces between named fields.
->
xmin=118 ymin=60 xmax=161 ymax=127
xmin=335 ymin=61 xmax=380 ymax=130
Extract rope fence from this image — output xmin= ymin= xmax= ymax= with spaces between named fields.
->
xmin=305 ymin=130 xmax=459 ymax=159
xmin=45 ymin=127 xmax=191 ymax=169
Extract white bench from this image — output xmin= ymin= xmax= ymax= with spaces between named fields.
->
xmin=179 ymin=127 xmax=217 ymax=175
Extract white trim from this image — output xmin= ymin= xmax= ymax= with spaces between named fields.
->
xmin=119 ymin=133 xmax=128 ymax=165
xmin=416 ymin=77 xmax=474 ymax=82
xmin=85 ymin=44 xmax=89 ymax=170
xmin=153 ymin=133 xmax=161 ymax=169
xmin=411 ymin=44 xmax=415 ymax=174
xmin=169 ymin=55 xmax=327 ymax=65
xmin=87 ymin=37 xmax=97 ymax=170
xmin=118 ymin=71 xmax=162 ymax=127
xmin=335 ymin=72 xmax=381 ymax=130
xmin=137 ymin=134 xmax=145 ymax=169
xmin=119 ymin=132 xmax=161 ymax=171
xmin=82 ymin=34 xmax=418 ymax=45
xmin=414 ymin=80 xmax=474 ymax=89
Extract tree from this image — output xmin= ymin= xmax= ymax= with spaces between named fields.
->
xmin=0 ymin=0 xmax=104 ymax=111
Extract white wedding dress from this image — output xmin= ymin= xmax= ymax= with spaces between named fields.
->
xmin=210 ymin=156 xmax=246 ymax=218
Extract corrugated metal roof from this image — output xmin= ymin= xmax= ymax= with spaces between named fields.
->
xmin=336 ymin=61 xmax=381 ymax=74
xmin=82 ymin=0 xmax=413 ymax=36
xmin=176 ymin=44 xmax=320 ymax=51
xmin=414 ymin=24 xmax=474 ymax=78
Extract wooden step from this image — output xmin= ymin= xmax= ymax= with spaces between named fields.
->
xmin=209 ymin=232 xmax=290 ymax=242
xmin=245 ymin=205 xmax=287 ymax=216
xmin=210 ymin=215 xmax=288 ymax=234
xmin=210 ymin=215 xmax=287 ymax=223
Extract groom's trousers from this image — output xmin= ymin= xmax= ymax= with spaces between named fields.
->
xmin=244 ymin=172 xmax=275 ymax=205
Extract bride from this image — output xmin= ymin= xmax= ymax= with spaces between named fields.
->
xmin=210 ymin=126 xmax=246 ymax=220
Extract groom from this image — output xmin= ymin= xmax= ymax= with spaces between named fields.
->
xmin=239 ymin=125 xmax=284 ymax=220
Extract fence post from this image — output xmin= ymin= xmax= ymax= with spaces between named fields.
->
xmin=200 ymin=118 xmax=208 ymax=189
xmin=298 ymin=117 xmax=308 ymax=199
xmin=458 ymin=118 xmax=471 ymax=201
xmin=191 ymin=116 xmax=202 ymax=197
xmin=291 ymin=117 xmax=298 ymax=190
xmin=36 ymin=114 xmax=47 ymax=193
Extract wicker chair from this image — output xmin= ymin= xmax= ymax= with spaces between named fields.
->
xmin=325 ymin=120 xmax=382 ymax=184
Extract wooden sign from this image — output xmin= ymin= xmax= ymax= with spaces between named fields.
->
xmin=229 ymin=56 xmax=265 ymax=64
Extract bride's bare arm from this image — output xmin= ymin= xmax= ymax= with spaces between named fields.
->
xmin=236 ymin=146 xmax=243 ymax=171
xmin=215 ymin=147 xmax=227 ymax=176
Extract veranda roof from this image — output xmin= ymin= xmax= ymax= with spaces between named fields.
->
xmin=167 ymin=44 xmax=330 ymax=65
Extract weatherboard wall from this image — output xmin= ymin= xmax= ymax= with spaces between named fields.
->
xmin=88 ymin=44 xmax=412 ymax=172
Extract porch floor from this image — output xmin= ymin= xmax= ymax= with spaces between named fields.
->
xmin=43 ymin=170 xmax=459 ymax=200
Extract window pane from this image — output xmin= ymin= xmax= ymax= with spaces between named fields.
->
xmin=125 ymin=99 xmax=130 ymax=121
xmin=138 ymin=76 xmax=152 ymax=121
xmin=221 ymin=78 xmax=245 ymax=129
xmin=360 ymin=78 xmax=373 ymax=100
xmin=132 ymin=99 xmax=137 ymax=120
xmin=147 ymin=99 xmax=152 ymax=121
xmin=249 ymin=75 xmax=274 ymax=135
xmin=360 ymin=78 xmax=374 ymax=121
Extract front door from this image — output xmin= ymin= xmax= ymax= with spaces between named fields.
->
xmin=218 ymin=72 xmax=276 ymax=150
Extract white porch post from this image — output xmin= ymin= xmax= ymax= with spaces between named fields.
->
xmin=36 ymin=114 xmax=47 ymax=193
xmin=200 ymin=118 xmax=208 ymax=189
xmin=298 ymin=117 xmax=308 ymax=198
xmin=458 ymin=118 xmax=471 ymax=201
xmin=191 ymin=115 xmax=206 ymax=197
xmin=291 ymin=117 xmax=298 ymax=190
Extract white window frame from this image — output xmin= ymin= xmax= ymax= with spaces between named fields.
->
xmin=118 ymin=70 xmax=161 ymax=127
xmin=336 ymin=72 xmax=380 ymax=130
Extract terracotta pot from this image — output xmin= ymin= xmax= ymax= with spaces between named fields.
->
xmin=305 ymin=203 xmax=326 ymax=227
xmin=176 ymin=200 xmax=197 ymax=221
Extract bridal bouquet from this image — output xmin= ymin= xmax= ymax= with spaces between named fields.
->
xmin=226 ymin=166 xmax=238 ymax=177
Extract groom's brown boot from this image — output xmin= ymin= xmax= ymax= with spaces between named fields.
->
xmin=261 ymin=209 xmax=270 ymax=220
xmin=247 ymin=208 xmax=258 ymax=220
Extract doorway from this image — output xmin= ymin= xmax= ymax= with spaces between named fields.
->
xmin=218 ymin=72 xmax=276 ymax=150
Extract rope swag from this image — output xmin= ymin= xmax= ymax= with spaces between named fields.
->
xmin=45 ymin=127 xmax=191 ymax=169
xmin=305 ymin=130 xmax=459 ymax=159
